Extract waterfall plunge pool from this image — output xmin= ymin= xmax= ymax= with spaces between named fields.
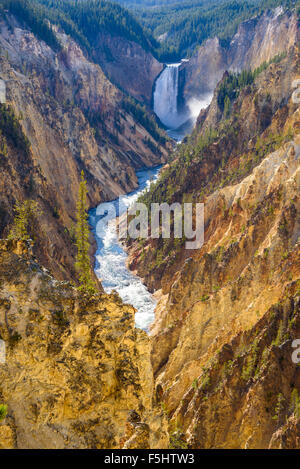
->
xmin=90 ymin=166 xmax=162 ymax=332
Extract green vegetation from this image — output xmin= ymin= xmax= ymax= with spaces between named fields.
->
xmin=272 ymin=320 xmax=284 ymax=347
xmin=8 ymin=200 xmax=41 ymax=241
xmin=260 ymin=347 xmax=270 ymax=369
xmin=119 ymin=0 xmax=300 ymax=61
xmin=217 ymin=53 xmax=287 ymax=112
xmin=74 ymin=171 xmax=96 ymax=295
xmin=272 ymin=393 xmax=285 ymax=421
xmin=223 ymin=359 xmax=234 ymax=378
xmin=42 ymin=0 xmax=157 ymax=50
xmin=0 ymin=0 xmax=158 ymax=56
xmin=169 ymin=427 xmax=188 ymax=449
xmin=192 ymin=378 xmax=198 ymax=390
xmin=0 ymin=404 xmax=7 ymax=421
xmin=0 ymin=104 xmax=30 ymax=155
xmin=242 ymin=337 xmax=259 ymax=381
xmin=290 ymin=388 xmax=300 ymax=418
xmin=139 ymin=127 xmax=219 ymax=209
xmin=198 ymin=367 xmax=211 ymax=392
xmin=0 ymin=0 xmax=61 ymax=51
xmin=1 ymin=0 xmax=298 ymax=62
xmin=122 ymin=97 xmax=167 ymax=145
xmin=200 ymin=294 xmax=210 ymax=302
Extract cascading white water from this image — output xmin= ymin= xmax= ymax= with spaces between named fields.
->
xmin=90 ymin=166 xmax=162 ymax=332
xmin=153 ymin=62 xmax=213 ymax=141
xmin=90 ymin=64 xmax=213 ymax=331
xmin=153 ymin=63 xmax=182 ymax=129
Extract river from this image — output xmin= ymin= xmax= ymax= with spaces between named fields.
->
xmin=90 ymin=62 xmax=212 ymax=331
xmin=90 ymin=166 xmax=161 ymax=331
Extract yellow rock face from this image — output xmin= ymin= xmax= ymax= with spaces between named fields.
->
xmin=0 ymin=240 xmax=167 ymax=449
xmin=152 ymin=134 xmax=300 ymax=414
xmin=143 ymin=49 xmax=300 ymax=448
xmin=0 ymin=425 xmax=14 ymax=449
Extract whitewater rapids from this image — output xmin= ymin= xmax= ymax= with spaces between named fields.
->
xmin=90 ymin=166 xmax=161 ymax=331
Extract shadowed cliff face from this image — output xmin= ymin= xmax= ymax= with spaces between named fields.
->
xmin=92 ymin=31 xmax=163 ymax=106
xmin=181 ymin=9 xmax=299 ymax=104
xmin=0 ymin=13 xmax=170 ymax=280
xmin=0 ymin=239 xmax=169 ymax=449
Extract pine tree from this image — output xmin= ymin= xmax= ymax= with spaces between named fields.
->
xmin=8 ymin=199 xmax=41 ymax=241
xmin=75 ymin=171 xmax=96 ymax=295
xmin=290 ymin=388 xmax=300 ymax=418
xmin=0 ymin=404 xmax=7 ymax=422
xmin=223 ymin=95 xmax=231 ymax=118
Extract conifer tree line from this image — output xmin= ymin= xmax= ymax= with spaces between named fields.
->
xmin=0 ymin=0 xmax=157 ymax=58
xmin=74 ymin=171 xmax=96 ymax=295
xmin=118 ymin=0 xmax=300 ymax=61
xmin=217 ymin=52 xmax=287 ymax=113
xmin=8 ymin=200 xmax=41 ymax=240
xmin=0 ymin=0 xmax=298 ymax=62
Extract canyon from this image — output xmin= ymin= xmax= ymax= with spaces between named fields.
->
xmin=0 ymin=1 xmax=299 ymax=450
xmin=91 ymin=165 xmax=162 ymax=331
xmin=0 ymin=11 xmax=169 ymax=282
xmin=180 ymin=8 xmax=300 ymax=114
xmin=153 ymin=8 xmax=300 ymax=142
xmin=127 ymin=39 xmax=300 ymax=447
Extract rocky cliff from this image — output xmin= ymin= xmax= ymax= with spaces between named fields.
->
xmin=0 ymin=12 xmax=170 ymax=281
xmin=172 ymin=290 xmax=300 ymax=449
xmin=0 ymin=239 xmax=168 ymax=449
xmin=181 ymin=8 xmax=299 ymax=106
xmin=93 ymin=31 xmax=163 ymax=106
xmin=1 ymin=3 xmax=300 ymax=451
xmin=127 ymin=46 xmax=300 ymax=448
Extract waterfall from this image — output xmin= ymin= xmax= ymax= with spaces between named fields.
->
xmin=153 ymin=63 xmax=182 ymax=129
xmin=153 ymin=61 xmax=213 ymax=141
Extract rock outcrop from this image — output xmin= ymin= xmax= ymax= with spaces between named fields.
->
xmin=181 ymin=8 xmax=299 ymax=105
xmin=0 ymin=239 xmax=168 ymax=449
xmin=173 ymin=291 xmax=300 ymax=449
xmin=152 ymin=135 xmax=300 ymax=412
xmin=93 ymin=31 xmax=163 ymax=106
xmin=127 ymin=46 xmax=300 ymax=448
